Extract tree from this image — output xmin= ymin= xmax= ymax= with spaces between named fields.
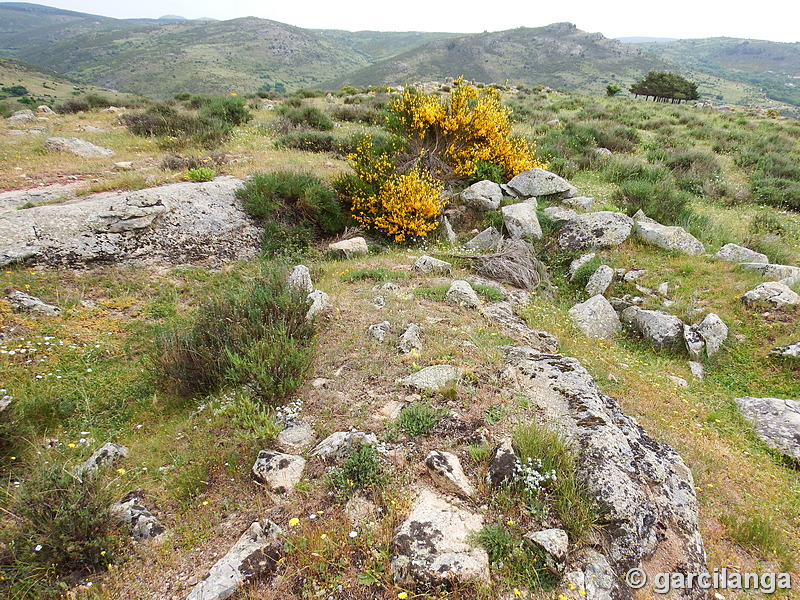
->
xmin=606 ymin=84 xmax=621 ymax=97
xmin=629 ymin=71 xmax=699 ymax=104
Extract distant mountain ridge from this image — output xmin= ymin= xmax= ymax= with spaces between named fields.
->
xmin=0 ymin=1 xmax=798 ymax=114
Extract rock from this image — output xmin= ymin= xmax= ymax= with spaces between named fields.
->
xmin=113 ymin=161 xmax=134 ymax=171
xmin=656 ymin=282 xmax=669 ymax=297
xmin=770 ymin=342 xmax=800 ymax=360
xmin=621 ymin=307 xmax=685 ymax=351
xmin=397 ymin=323 xmax=423 ymax=354
xmin=36 ymin=105 xmax=56 ymax=116
xmin=425 ymin=450 xmax=476 ymax=498
xmin=44 ymin=136 xmax=114 ymax=158
xmin=622 ymin=269 xmax=646 ymax=282
xmin=739 ymin=262 xmax=800 ymax=281
xmin=595 ymin=147 xmax=613 ymax=158
xmin=391 ymin=489 xmax=489 ymax=585
xmin=345 ymin=495 xmax=377 ymax=528
xmin=487 ymin=438 xmax=517 ymax=487
xmin=328 ymin=237 xmax=368 ymax=257
xmin=372 ymin=295 xmax=386 ymax=309
xmin=75 ymin=442 xmax=129 ymax=481
xmin=110 ymin=490 xmax=167 ymax=540
xmin=697 ymin=313 xmax=727 ymax=358
xmin=287 ymin=265 xmax=313 ymax=294
xmin=633 ymin=211 xmax=704 ymax=255
xmin=568 ymin=253 xmax=596 ymax=281
xmin=412 ymin=255 xmax=451 ymax=275
xmin=0 ymin=395 xmax=11 ymax=412
xmin=442 ymin=216 xmax=457 ymax=245
xmin=504 ymin=347 xmax=706 ymax=591
xmin=668 ymin=375 xmax=689 ymax=388
xmin=310 ymin=431 xmax=378 ymax=459
xmin=568 ymin=295 xmax=621 ymax=339
xmin=464 ymin=227 xmax=501 ymax=251
xmin=523 ymin=528 xmax=569 ymax=565
xmin=460 ymin=180 xmax=502 ymax=211
xmin=542 ymin=205 xmax=578 ymax=223
xmin=306 ymin=289 xmax=332 ymax=320
xmin=367 ymin=320 xmax=391 ymax=343
xmin=4 ymin=289 xmax=61 ymax=316
xmin=501 ymin=200 xmax=542 ymax=240
xmin=445 ymin=280 xmax=481 ymax=308
xmin=507 ymin=168 xmax=574 ymax=198
xmin=277 ymin=421 xmax=315 ymax=452
xmin=585 ymin=265 xmax=614 ymax=296
xmin=6 ymin=110 xmax=37 ymax=124
xmin=689 ymin=361 xmax=705 ymax=380
xmin=0 ymin=179 xmax=262 ymax=268
xmin=715 ymin=243 xmax=768 ymax=264
xmin=482 ymin=300 xmax=559 ymax=352
xmin=186 ymin=520 xmax=283 ymax=600
xmin=402 ymin=365 xmax=463 ymax=392
xmin=562 ymin=196 xmax=594 ymax=211
xmin=251 ymin=450 xmax=306 ymax=494
xmin=735 ymin=397 xmax=800 ymax=464
xmin=742 ymin=281 xmax=800 ymax=307
xmin=557 ymin=212 xmax=633 ymax=250
xmin=683 ymin=325 xmax=705 ymax=361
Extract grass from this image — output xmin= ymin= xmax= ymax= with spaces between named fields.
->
xmin=389 ymin=401 xmax=448 ymax=437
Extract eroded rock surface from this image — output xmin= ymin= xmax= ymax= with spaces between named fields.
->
xmin=735 ymin=397 xmax=800 ymax=464
xmin=557 ymin=212 xmax=633 ymax=250
xmin=569 ymin=295 xmax=621 ymax=339
xmin=633 ymin=211 xmax=705 ymax=255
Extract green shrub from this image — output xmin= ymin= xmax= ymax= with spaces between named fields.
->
xmin=275 ymin=131 xmax=340 ymax=153
xmin=470 ymin=160 xmax=504 ymax=184
xmin=153 ymin=266 xmax=316 ymax=401
xmin=391 ymin=401 xmax=448 ymax=436
xmin=328 ymin=444 xmax=387 ymax=501
xmin=236 ymin=171 xmax=345 ymax=256
xmin=199 ymin=95 xmax=252 ymax=126
xmin=329 ymin=104 xmax=384 ymax=125
xmin=474 ymin=523 xmax=558 ymax=589
xmin=570 ymin=256 xmax=602 ymax=289
xmin=614 ymin=179 xmax=693 ymax=225
xmin=187 ymin=167 xmax=215 ymax=182
xmin=277 ymin=104 xmax=334 ymax=131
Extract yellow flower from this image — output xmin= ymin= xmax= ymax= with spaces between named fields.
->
xmin=288 ymin=517 xmax=300 ymax=527
xmin=116 ymin=468 xmax=126 ymax=475
xmin=67 ymin=443 xmax=76 ymax=448
xmin=506 ymin=519 xmax=515 ymax=526
xmin=513 ymin=589 xmax=522 ymax=597
xmin=398 ymin=593 xmax=408 ymax=599
xmin=202 ymin=500 xmax=209 ymax=506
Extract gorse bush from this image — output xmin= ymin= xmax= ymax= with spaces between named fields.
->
xmin=154 ymin=266 xmax=316 ymax=402
xmin=237 ymin=171 xmax=345 ymax=255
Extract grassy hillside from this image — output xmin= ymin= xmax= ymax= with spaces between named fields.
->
xmin=641 ymin=37 xmax=800 ymax=108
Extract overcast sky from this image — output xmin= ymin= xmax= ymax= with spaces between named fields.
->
xmin=34 ymin=0 xmax=799 ymax=43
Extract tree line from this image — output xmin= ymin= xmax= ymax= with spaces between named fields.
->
xmin=629 ymin=71 xmax=699 ymax=103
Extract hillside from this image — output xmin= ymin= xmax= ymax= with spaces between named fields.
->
xmin=641 ymin=37 xmax=800 ymax=107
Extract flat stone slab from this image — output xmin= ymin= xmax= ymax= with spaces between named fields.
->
xmin=735 ymin=397 xmax=800 ymax=463
xmin=633 ymin=211 xmax=704 ymax=255
xmin=740 ymin=262 xmax=800 ymax=281
xmin=402 ymin=364 xmax=463 ymax=392
xmin=507 ymin=167 xmax=575 ymax=198
xmin=715 ymin=243 xmax=768 ymax=264
xmin=412 ymin=255 xmax=451 ymax=275
xmin=45 ymin=136 xmax=115 ymax=158
xmin=558 ymin=212 xmax=633 ymax=250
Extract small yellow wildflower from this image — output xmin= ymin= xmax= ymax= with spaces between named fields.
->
xmin=201 ymin=500 xmax=209 ymax=506
xmin=116 ymin=468 xmax=126 ymax=475
xmin=398 ymin=593 xmax=408 ymax=599
xmin=506 ymin=519 xmax=515 ymax=526
xmin=288 ymin=517 xmax=300 ymax=527
xmin=67 ymin=443 xmax=76 ymax=448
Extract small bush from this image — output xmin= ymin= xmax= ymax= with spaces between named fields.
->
xmin=187 ymin=167 xmax=215 ymax=182
xmin=470 ymin=160 xmax=504 ymax=184
xmin=474 ymin=523 xmax=558 ymax=589
xmin=199 ymin=95 xmax=252 ymax=126
xmin=341 ymin=268 xmax=408 ymax=282
xmin=277 ymin=104 xmax=334 ymax=131
xmin=154 ymin=266 xmax=316 ymax=401
xmin=614 ymin=179 xmax=693 ymax=225
xmin=391 ymin=401 xmax=447 ymax=437
xmin=275 ymin=131 xmax=340 ymax=154
xmin=329 ymin=104 xmax=384 ymax=125
xmin=236 ymin=171 xmax=345 ymax=255
xmin=328 ymin=444 xmax=387 ymax=501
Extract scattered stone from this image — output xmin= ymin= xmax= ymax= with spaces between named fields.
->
xmin=622 ymin=269 xmax=647 ymax=282
xmin=568 ymin=295 xmax=621 ymax=339
xmin=683 ymin=325 xmax=705 ymax=361
xmin=6 ymin=109 xmax=35 ymax=124
xmin=482 ymin=300 xmax=559 ymax=352
xmin=487 ymin=438 xmax=517 ymax=487
xmin=523 ymin=528 xmax=569 ymax=565
xmin=464 ymin=226 xmax=502 ymax=251
xmin=310 ymin=431 xmax=378 ymax=459
xmin=585 ymin=264 xmax=614 ymax=297
xmin=287 ymin=265 xmax=313 ymax=294
xmin=668 ymin=375 xmax=689 ymax=388
xmin=442 ymin=216 xmax=457 ymax=244
xmin=568 ymin=253 xmax=596 ymax=281
xmin=633 ymin=211 xmax=704 ymax=255
xmin=75 ymin=442 xmax=129 ymax=481
xmin=110 ymin=490 xmax=167 ymax=540
xmin=425 ymin=450 xmax=476 ymax=498
xmin=595 ymin=147 xmax=613 ymax=158
xmin=621 ymin=307 xmax=685 ymax=351
xmin=735 ymin=397 xmax=800 ymax=464
xmin=391 ymin=488 xmax=489 ymax=585
xmin=562 ymin=196 xmax=594 ymax=211
xmin=397 ymin=323 xmax=423 ymax=354
xmin=742 ymin=281 xmax=800 ymax=308
xmin=113 ymin=161 xmax=134 ymax=171
xmin=374 ymin=399 xmax=406 ymax=421
xmin=44 ymin=136 xmax=115 ymax=158
xmin=715 ymin=243 xmax=768 ymax=264
xmin=542 ymin=205 xmax=577 ymax=223
xmin=402 ymin=365 xmax=463 ymax=392
xmin=251 ymin=450 xmax=306 ymax=494
xmin=697 ymin=313 xmax=728 ymax=358
xmin=36 ymin=105 xmax=56 ymax=116
xmin=306 ymin=289 xmax=332 ymax=320
xmin=557 ymin=212 xmax=633 ymax=250
xmin=507 ymin=167 xmax=574 ymax=198
xmin=740 ymin=262 xmax=800 ymax=282
xmin=186 ymin=520 xmax=283 ymax=600
xmin=770 ymin=342 xmax=800 ymax=360
xmin=4 ymin=289 xmax=61 ymax=316
xmin=0 ymin=395 xmax=11 ymax=412
xmin=372 ymin=295 xmax=386 ymax=309
xmin=689 ymin=361 xmax=705 ymax=380
xmin=656 ymin=282 xmax=670 ymax=297
xmin=445 ymin=280 xmax=481 ymax=308
xmin=277 ymin=421 xmax=315 ymax=452
xmin=460 ymin=180 xmax=502 ymax=211
xmin=328 ymin=237 xmax=368 ymax=257
xmin=501 ymin=200 xmax=542 ymax=240
xmin=412 ymin=255 xmax=451 ymax=275
xmin=345 ymin=495 xmax=377 ymax=528
xmin=367 ymin=320 xmax=391 ymax=343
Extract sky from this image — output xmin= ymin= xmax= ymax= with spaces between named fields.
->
xmin=32 ymin=0 xmax=800 ymax=43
